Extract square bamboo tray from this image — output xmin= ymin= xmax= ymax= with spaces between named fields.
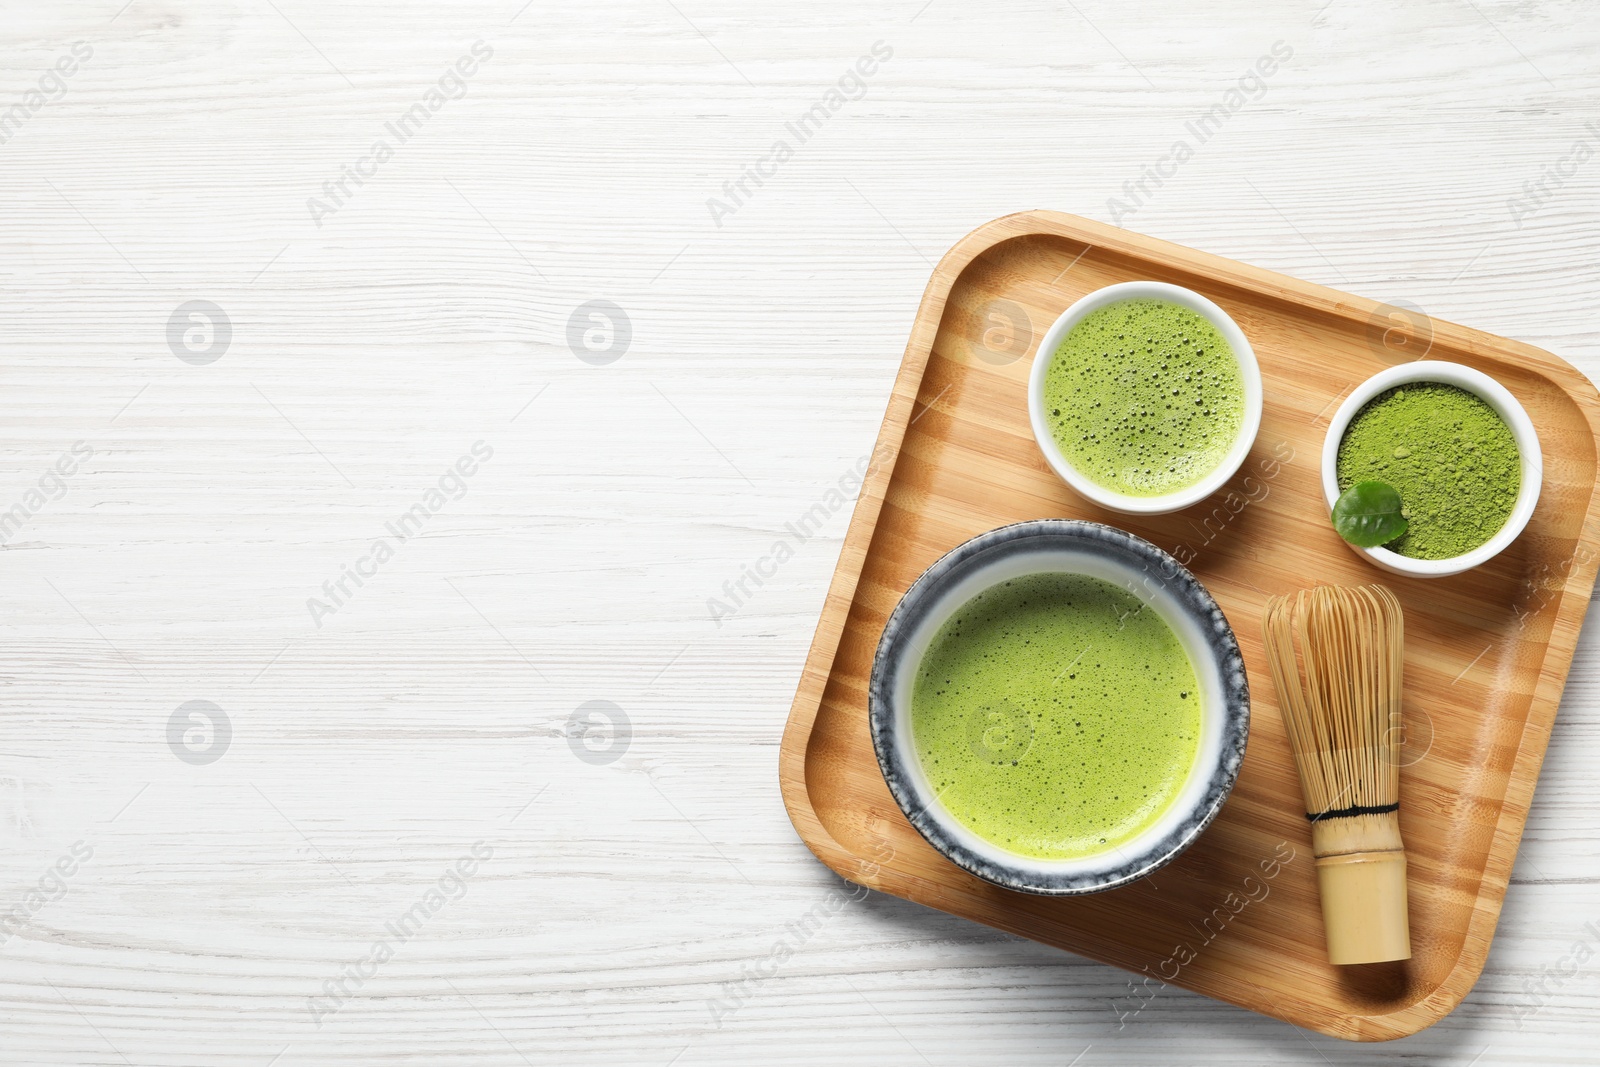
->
xmin=778 ymin=211 xmax=1600 ymax=1041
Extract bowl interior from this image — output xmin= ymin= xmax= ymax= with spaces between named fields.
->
xmin=1027 ymin=281 xmax=1264 ymax=515
xmin=869 ymin=521 xmax=1249 ymax=895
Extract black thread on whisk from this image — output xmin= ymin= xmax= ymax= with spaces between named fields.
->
xmin=1306 ymin=802 xmax=1400 ymax=823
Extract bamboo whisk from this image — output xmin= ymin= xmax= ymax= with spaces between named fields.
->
xmin=1262 ymin=584 xmax=1411 ymax=965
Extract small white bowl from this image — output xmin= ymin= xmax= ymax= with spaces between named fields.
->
xmin=1320 ymin=361 xmax=1543 ymax=578
xmin=1027 ymin=281 xmax=1263 ymax=515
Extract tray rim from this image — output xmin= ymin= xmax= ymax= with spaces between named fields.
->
xmin=777 ymin=209 xmax=1600 ymax=1041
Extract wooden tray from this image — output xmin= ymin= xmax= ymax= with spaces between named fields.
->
xmin=778 ymin=211 xmax=1600 ymax=1041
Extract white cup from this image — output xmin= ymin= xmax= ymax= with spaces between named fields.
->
xmin=1027 ymin=281 xmax=1263 ymax=515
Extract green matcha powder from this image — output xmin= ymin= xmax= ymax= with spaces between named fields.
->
xmin=1335 ymin=383 xmax=1520 ymax=560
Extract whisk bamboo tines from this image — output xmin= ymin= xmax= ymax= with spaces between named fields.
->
xmin=1262 ymin=584 xmax=1411 ymax=965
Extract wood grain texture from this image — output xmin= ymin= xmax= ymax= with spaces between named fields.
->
xmin=779 ymin=211 xmax=1600 ymax=1040
xmin=2 ymin=0 xmax=1599 ymax=1063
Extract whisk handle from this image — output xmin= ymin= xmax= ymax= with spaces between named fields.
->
xmin=1315 ymin=848 xmax=1411 ymax=964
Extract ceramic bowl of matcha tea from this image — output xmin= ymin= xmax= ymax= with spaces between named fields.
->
xmin=868 ymin=520 xmax=1250 ymax=895
xmin=1323 ymin=360 xmax=1543 ymax=578
xmin=1028 ymin=281 xmax=1263 ymax=515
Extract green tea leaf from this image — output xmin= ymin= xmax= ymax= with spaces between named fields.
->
xmin=1332 ymin=480 xmax=1409 ymax=548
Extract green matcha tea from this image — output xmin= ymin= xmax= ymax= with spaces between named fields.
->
xmin=1336 ymin=382 xmax=1520 ymax=560
xmin=1043 ymin=298 xmax=1245 ymax=497
xmin=910 ymin=572 xmax=1201 ymax=860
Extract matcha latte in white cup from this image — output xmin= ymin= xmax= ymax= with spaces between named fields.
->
xmin=1028 ymin=282 xmax=1263 ymax=515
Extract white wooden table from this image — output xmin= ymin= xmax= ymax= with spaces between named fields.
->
xmin=2 ymin=1 xmax=1596 ymax=1063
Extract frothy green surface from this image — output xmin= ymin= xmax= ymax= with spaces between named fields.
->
xmin=1336 ymin=382 xmax=1520 ymax=560
xmin=910 ymin=573 xmax=1201 ymax=860
xmin=1042 ymin=298 xmax=1245 ymax=497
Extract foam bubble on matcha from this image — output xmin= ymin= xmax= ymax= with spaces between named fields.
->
xmin=910 ymin=572 xmax=1201 ymax=860
xmin=1042 ymin=298 xmax=1245 ymax=497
